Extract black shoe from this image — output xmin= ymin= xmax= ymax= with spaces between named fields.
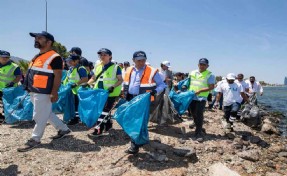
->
xmin=195 ymin=132 xmax=204 ymax=142
xmin=125 ymin=147 xmax=139 ymax=154
xmin=51 ymin=129 xmax=71 ymax=140
xmin=87 ymin=128 xmax=104 ymax=138
xmin=67 ymin=118 xmax=79 ymax=126
xmin=105 ymin=122 xmax=113 ymax=132
xmin=17 ymin=139 xmax=41 ymax=152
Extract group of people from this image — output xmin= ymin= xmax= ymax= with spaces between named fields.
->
xmin=0 ymin=31 xmax=264 ymax=154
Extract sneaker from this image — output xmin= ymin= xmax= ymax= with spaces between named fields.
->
xmin=67 ymin=118 xmax=79 ymax=126
xmin=87 ymin=128 xmax=104 ymax=138
xmin=195 ymin=132 xmax=204 ymax=143
xmin=51 ymin=129 xmax=71 ymax=140
xmin=125 ymin=147 xmax=139 ymax=154
xmin=17 ymin=139 xmax=41 ymax=152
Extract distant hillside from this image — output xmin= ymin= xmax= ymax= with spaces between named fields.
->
xmin=10 ymin=56 xmax=28 ymax=63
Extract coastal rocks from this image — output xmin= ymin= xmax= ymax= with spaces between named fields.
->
xmin=173 ymin=147 xmax=197 ymax=160
xmin=208 ymin=162 xmax=240 ymax=176
xmin=238 ymin=150 xmax=260 ymax=162
xmin=278 ymin=152 xmax=287 ymax=158
xmin=261 ymin=123 xmax=279 ymax=135
xmin=147 ymin=152 xmax=168 ymax=162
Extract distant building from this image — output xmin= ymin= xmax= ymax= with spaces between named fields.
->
xmin=285 ymin=77 xmax=287 ymax=85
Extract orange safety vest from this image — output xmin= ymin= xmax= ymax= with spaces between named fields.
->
xmin=26 ymin=50 xmax=62 ymax=94
xmin=123 ymin=65 xmax=158 ymax=101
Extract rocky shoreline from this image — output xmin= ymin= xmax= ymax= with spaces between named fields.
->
xmin=0 ymin=105 xmax=286 ymax=176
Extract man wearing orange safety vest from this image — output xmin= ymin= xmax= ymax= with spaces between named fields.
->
xmin=18 ymin=31 xmax=71 ymax=152
xmin=123 ymin=51 xmax=166 ymax=154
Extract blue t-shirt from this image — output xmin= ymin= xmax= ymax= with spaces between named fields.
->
xmin=69 ymin=64 xmax=88 ymax=79
xmin=0 ymin=61 xmax=21 ymax=76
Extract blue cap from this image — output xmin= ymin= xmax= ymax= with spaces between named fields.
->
xmin=29 ymin=31 xmax=55 ymax=42
xmin=199 ymin=58 xmax=209 ymax=65
xmin=70 ymin=47 xmax=82 ymax=56
xmin=66 ymin=54 xmax=80 ymax=62
xmin=133 ymin=51 xmax=147 ymax=60
xmin=0 ymin=50 xmax=10 ymax=58
xmin=97 ymin=48 xmax=112 ymax=55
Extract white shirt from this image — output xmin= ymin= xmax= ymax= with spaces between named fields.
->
xmin=217 ymin=82 xmax=244 ymax=106
xmin=235 ymin=79 xmax=248 ymax=92
xmin=159 ymin=69 xmax=166 ymax=82
xmin=245 ymin=80 xmax=263 ymax=96
xmin=215 ymin=80 xmax=227 ymax=92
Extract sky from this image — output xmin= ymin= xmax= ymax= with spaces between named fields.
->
xmin=1 ymin=0 xmax=287 ymax=84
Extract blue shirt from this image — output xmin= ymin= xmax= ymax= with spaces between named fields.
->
xmin=128 ymin=65 xmax=166 ymax=95
xmin=0 ymin=61 xmax=21 ymax=76
xmin=184 ymin=70 xmax=215 ymax=101
xmin=69 ymin=64 xmax=88 ymax=79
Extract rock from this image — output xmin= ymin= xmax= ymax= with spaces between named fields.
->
xmin=249 ymin=136 xmax=261 ymax=144
xmin=222 ymin=155 xmax=232 ymax=162
xmin=261 ymin=123 xmax=279 ymax=134
xmin=178 ymin=138 xmax=186 ymax=144
xmin=278 ymin=152 xmax=287 ymax=158
xmin=266 ymin=161 xmax=276 ymax=169
xmin=258 ymin=140 xmax=269 ymax=148
xmin=238 ymin=150 xmax=260 ymax=162
xmin=208 ymin=162 xmax=240 ymax=176
xmin=149 ymin=141 xmax=170 ymax=152
xmin=147 ymin=152 xmax=168 ymax=162
xmin=269 ymin=145 xmax=282 ymax=153
xmin=153 ymin=136 xmax=161 ymax=143
xmin=97 ymin=167 xmax=127 ymax=176
xmin=173 ymin=147 xmax=197 ymax=160
xmin=217 ymin=148 xmax=224 ymax=155
xmin=233 ymin=143 xmax=243 ymax=150
xmin=265 ymin=172 xmax=283 ymax=176
xmin=226 ymin=133 xmax=235 ymax=140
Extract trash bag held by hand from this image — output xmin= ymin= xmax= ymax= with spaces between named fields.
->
xmin=169 ymin=90 xmax=195 ymax=115
xmin=114 ymin=93 xmax=151 ymax=145
xmin=2 ymin=86 xmax=33 ymax=124
xmin=52 ymin=85 xmax=75 ymax=122
xmin=78 ymin=87 xmax=109 ymax=128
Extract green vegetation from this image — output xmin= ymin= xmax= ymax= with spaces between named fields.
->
xmin=52 ymin=41 xmax=69 ymax=58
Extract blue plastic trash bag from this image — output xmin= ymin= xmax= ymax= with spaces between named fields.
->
xmin=114 ymin=98 xmax=127 ymax=108
xmin=52 ymin=85 xmax=75 ymax=122
xmin=177 ymin=78 xmax=189 ymax=91
xmin=2 ymin=86 xmax=33 ymax=124
xmin=78 ymin=87 xmax=109 ymax=128
xmin=169 ymin=90 xmax=195 ymax=115
xmin=114 ymin=93 xmax=151 ymax=145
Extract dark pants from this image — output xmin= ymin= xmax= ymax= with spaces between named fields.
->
xmin=0 ymin=91 xmax=4 ymax=119
xmin=189 ymin=100 xmax=206 ymax=134
xmin=209 ymin=92 xmax=223 ymax=109
xmin=96 ymin=97 xmax=116 ymax=131
xmin=224 ymin=103 xmax=241 ymax=124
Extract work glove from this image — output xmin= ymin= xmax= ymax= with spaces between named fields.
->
xmin=5 ymin=82 xmax=14 ymax=88
xmin=150 ymin=89 xmax=157 ymax=96
xmin=71 ymin=83 xmax=77 ymax=88
xmin=108 ymin=86 xmax=114 ymax=93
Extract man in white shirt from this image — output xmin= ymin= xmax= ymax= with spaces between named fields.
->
xmin=235 ymin=73 xmax=249 ymax=104
xmin=215 ymin=73 xmax=249 ymax=132
xmin=159 ymin=61 xmax=173 ymax=94
xmin=245 ymin=76 xmax=263 ymax=96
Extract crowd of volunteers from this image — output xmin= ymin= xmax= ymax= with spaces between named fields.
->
xmin=0 ymin=31 xmax=264 ymax=153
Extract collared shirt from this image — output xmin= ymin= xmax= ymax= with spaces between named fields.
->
xmin=0 ymin=61 xmax=21 ymax=76
xmin=235 ymin=79 xmax=248 ymax=93
xmin=128 ymin=65 xmax=166 ymax=95
xmin=245 ymin=80 xmax=263 ymax=95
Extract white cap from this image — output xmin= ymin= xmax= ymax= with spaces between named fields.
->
xmin=226 ymin=73 xmax=236 ymax=80
xmin=162 ymin=61 xmax=171 ymax=68
xmin=146 ymin=62 xmax=151 ymax=66
xmin=222 ymin=77 xmax=226 ymax=80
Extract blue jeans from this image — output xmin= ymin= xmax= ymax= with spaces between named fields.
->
xmin=224 ymin=102 xmax=241 ymax=124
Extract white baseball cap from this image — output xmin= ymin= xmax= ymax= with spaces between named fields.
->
xmin=162 ymin=61 xmax=171 ymax=68
xmin=226 ymin=73 xmax=236 ymax=80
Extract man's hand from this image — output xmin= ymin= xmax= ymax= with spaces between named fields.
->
xmin=108 ymin=86 xmax=114 ymax=93
xmin=195 ymin=90 xmax=201 ymax=95
xmin=213 ymin=102 xmax=219 ymax=109
xmin=150 ymin=89 xmax=157 ymax=96
xmin=5 ymin=82 xmax=14 ymax=88
xmin=71 ymin=83 xmax=77 ymax=88
xmin=50 ymin=91 xmax=59 ymax=103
